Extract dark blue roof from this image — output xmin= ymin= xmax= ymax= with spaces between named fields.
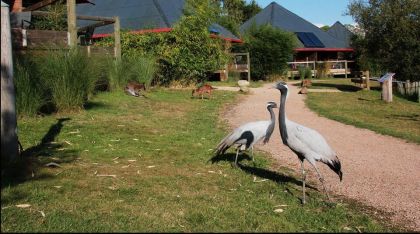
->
xmin=240 ymin=2 xmax=349 ymax=48
xmin=327 ymin=21 xmax=353 ymax=47
xmin=76 ymin=0 xmax=239 ymax=41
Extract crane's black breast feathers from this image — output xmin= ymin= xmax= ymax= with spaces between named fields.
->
xmin=235 ymin=131 xmax=254 ymax=149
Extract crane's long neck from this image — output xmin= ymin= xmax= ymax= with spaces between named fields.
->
xmin=263 ymin=106 xmax=276 ymax=143
xmin=278 ymin=89 xmax=288 ymax=145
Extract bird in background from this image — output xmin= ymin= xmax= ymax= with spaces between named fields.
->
xmin=215 ymin=101 xmax=277 ymax=166
xmin=273 ymin=81 xmax=343 ymax=204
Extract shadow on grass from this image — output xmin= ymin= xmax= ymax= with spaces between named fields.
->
xmin=209 ymin=152 xmax=317 ymax=191
xmin=84 ymin=101 xmax=109 ymax=110
xmin=291 ymin=80 xmax=360 ymax=92
xmin=310 ymin=83 xmax=360 ymax=92
xmin=386 ymin=114 xmax=419 ymax=122
xmin=2 ymin=118 xmax=78 ymax=189
xmin=237 ymin=163 xmax=317 ymax=191
xmin=208 ymin=152 xmax=252 ymax=164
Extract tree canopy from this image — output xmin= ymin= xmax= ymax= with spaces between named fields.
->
xmin=216 ymin=0 xmax=262 ymax=35
xmin=235 ymin=24 xmax=296 ymax=80
xmin=348 ymin=0 xmax=420 ymax=81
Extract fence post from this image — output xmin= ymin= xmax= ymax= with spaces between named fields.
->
xmin=246 ymin=52 xmax=250 ymax=82
xmin=1 ymin=1 xmax=19 ymax=164
xmin=418 ymin=85 xmax=420 ymax=103
xmin=114 ymin=16 xmax=121 ymax=61
xmin=344 ymin=60 xmax=348 ymax=79
xmin=365 ymin=70 xmax=370 ymax=90
xmin=67 ymin=0 xmax=77 ymax=47
xmin=313 ymin=61 xmax=315 ymax=78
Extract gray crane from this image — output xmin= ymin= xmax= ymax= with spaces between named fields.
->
xmin=215 ymin=101 xmax=277 ymax=166
xmin=273 ymin=81 xmax=343 ymax=204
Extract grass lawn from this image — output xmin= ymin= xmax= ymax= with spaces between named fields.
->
xmin=305 ymin=78 xmax=420 ymax=144
xmin=1 ymin=88 xmax=397 ymax=232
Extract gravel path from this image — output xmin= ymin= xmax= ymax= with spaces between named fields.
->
xmin=220 ymin=82 xmax=420 ymax=230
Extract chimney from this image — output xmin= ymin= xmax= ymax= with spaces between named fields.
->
xmin=12 ymin=0 xmax=22 ymax=12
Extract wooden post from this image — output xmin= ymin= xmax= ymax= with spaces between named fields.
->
xmin=114 ymin=16 xmax=121 ymax=61
xmin=246 ymin=52 xmax=250 ymax=82
xmin=1 ymin=1 xmax=19 ymax=164
xmin=364 ymin=70 xmax=370 ymax=90
xmin=405 ymin=80 xmax=410 ymax=95
xmin=344 ymin=60 xmax=348 ymax=79
xmin=67 ymin=0 xmax=77 ymax=47
xmin=382 ymin=76 xmax=393 ymax=102
xmin=313 ymin=61 xmax=315 ymax=78
xmin=225 ymin=64 xmax=229 ymax=82
xmin=418 ymin=85 xmax=420 ymax=103
xmin=87 ymin=45 xmax=91 ymax=57
xmin=417 ymin=85 xmax=420 ymax=103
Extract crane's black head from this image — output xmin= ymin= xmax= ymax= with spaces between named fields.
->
xmin=274 ymin=81 xmax=288 ymax=92
xmin=266 ymin=101 xmax=278 ymax=109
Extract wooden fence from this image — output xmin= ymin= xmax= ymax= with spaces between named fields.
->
xmin=12 ymin=28 xmax=68 ymax=49
xmin=286 ymin=60 xmax=354 ymax=78
xmin=395 ymin=80 xmax=420 ymax=96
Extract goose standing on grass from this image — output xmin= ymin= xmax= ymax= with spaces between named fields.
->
xmin=273 ymin=81 xmax=343 ymax=204
xmin=215 ymin=102 xmax=277 ymax=166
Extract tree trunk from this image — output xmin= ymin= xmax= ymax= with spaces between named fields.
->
xmin=1 ymin=1 xmax=19 ymax=165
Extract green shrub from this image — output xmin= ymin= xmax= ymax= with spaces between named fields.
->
xmin=14 ymin=56 xmax=46 ymax=116
xmin=316 ymin=62 xmax=332 ymax=79
xmin=39 ymin=48 xmax=98 ymax=112
xmin=305 ymin=66 xmax=312 ymax=79
xmin=235 ymin=23 xmax=296 ymax=80
xmin=31 ymin=4 xmax=67 ymax=31
xmin=298 ymin=66 xmax=306 ymax=80
xmin=97 ymin=0 xmax=229 ymax=86
xmin=298 ymin=66 xmax=312 ymax=79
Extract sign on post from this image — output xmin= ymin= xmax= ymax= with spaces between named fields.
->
xmin=378 ymin=73 xmax=395 ymax=103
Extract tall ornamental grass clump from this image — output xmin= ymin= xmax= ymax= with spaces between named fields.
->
xmin=40 ymin=49 xmax=98 ymax=112
xmin=107 ymin=54 xmax=157 ymax=91
xmin=14 ymin=56 xmax=45 ymax=117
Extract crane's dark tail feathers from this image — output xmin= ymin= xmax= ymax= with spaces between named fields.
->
xmin=215 ymin=142 xmax=230 ymax=156
xmin=327 ymin=157 xmax=343 ymax=181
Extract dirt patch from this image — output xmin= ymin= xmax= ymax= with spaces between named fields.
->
xmin=221 ymin=82 xmax=420 ymax=231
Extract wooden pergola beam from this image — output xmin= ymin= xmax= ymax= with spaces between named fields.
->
xmin=77 ymin=15 xmax=115 ymax=22
xmin=77 ymin=21 xmax=114 ymax=33
xmin=32 ymin=11 xmax=116 ymax=23
xmin=23 ymin=0 xmax=59 ymax=12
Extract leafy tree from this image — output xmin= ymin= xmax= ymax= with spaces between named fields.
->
xmin=235 ymin=24 xmax=296 ymax=80
xmin=242 ymin=0 xmax=262 ymax=22
xmin=217 ymin=0 xmax=261 ymax=35
xmin=31 ymin=3 xmax=67 ymax=31
xmin=320 ymin=25 xmax=330 ymax=31
xmin=166 ymin=0 xmax=229 ymax=84
xmin=348 ymin=0 xmax=420 ymax=81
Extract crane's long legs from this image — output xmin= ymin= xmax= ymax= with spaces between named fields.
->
xmin=313 ymin=166 xmax=331 ymax=201
xmin=234 ymin=147 xmax=240 ymax=166
xmin=251 ymin=146 xmax=254 ymax=162
xmin=301 ymin=160 xmax=306 ymax=204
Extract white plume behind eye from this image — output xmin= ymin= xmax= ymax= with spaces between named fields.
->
xmin=266 ymin=101 xmax=278 ymax=108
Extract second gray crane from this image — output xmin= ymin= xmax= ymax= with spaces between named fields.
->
xmin=215 ymin=101 xmax=277 ymax=166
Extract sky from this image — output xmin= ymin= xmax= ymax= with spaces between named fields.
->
xmin=249 ymin=0 xmax=356 ymax=27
